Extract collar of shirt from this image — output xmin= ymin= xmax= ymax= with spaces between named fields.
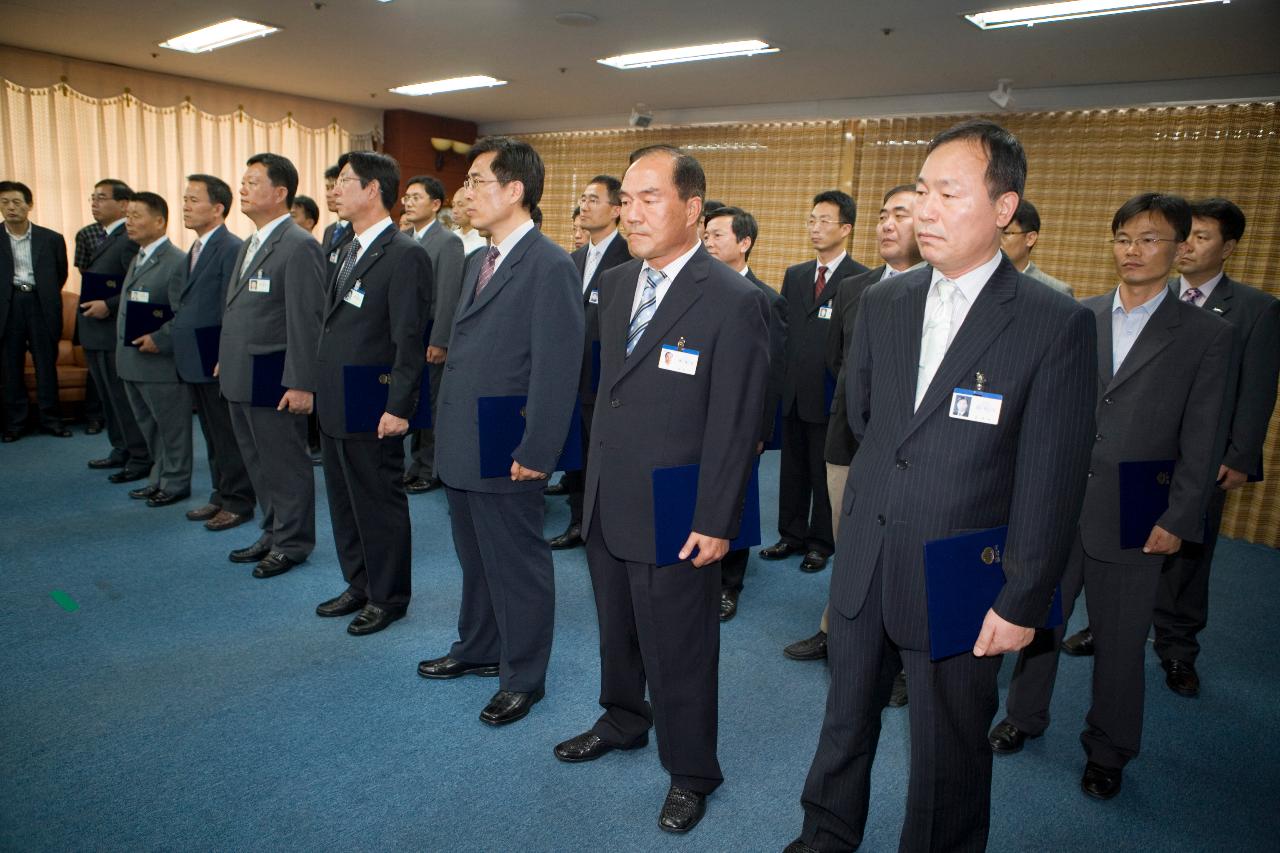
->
xmin=1112 ymin=285 xmax=1168 ymax=317
xmin=929 ymin=251 xmax=1002 ymax=305
xmin=634 ymin=241 xmax=701 ymax=319
xmin=1178 ymin=271 xmax=1224 ymax=303
xmin=353 ymin=217 xmax=394 ymax=265
xmin=739 ymin=265 xmax=751 ymax=278
xmin=191 ymin=225 xmax=221 ymax=252
xmin=412 ymin=219 xmax=437 ymax=242
xmin=490 ymin=219 xmax=537 ymax=273
xmin=816 ymin=251 xmax=846 ymax=280
xmin=104 ymin=218 xmax=126 ymax=236
xmin=590 ymin=228 xmax=618 ymax=257
xmin=136 ymin=236 xmax=169 ymax=266
xmin=253 ymin=212 xmax=293 ymax=247
xmin=5 ymin=223 xmax=31 ymax=242
xmin=886 ymin=260 xmax=928 ymax=281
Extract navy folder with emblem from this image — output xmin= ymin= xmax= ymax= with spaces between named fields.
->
xmin=651 ymin=460 xmax=762 ymax=567
xmin=194 ymin=326 xmax=221 ymax=379
xmin=250 ymin=351 xmax=287 ymax=407
xmin=1118 ymin=459 xmax=1175 ymax=549
xmin=923 ymin=525 xmax=1064 ymax=661
xmin=80 ymin=271 xmax=122 ymax=303
xmin=476 ymin=395 xmax=583 ymax=478
xmin=342 ymin=365 xmax=432 ymax=434
xmin=123 ymin=302 xmax=174 ymax=347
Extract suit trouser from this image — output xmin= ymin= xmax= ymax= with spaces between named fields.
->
xmin=1152 ymin=486 xmax=1226 ymax=665
xmin=2 ymin=290 xmax=61 ymax=431
xmin=322 ymin=432 xmax=411 ymax=609
xmin=1004 ymin=534 xmax=1162 ymax=770
xmin=587 ymin=511 xmax=723 ymax=795
xmin=83 ymin=373 xmax=104 ymax=423
xmin=446 ymin=486 xmax=554 ymax=693
xmin=406 ymin=361 xmax=444 ymax=479
xmin=122 ymin=379 xmax=192 ymax=494
xmin=800 ymin=561 xmax=1001 ymax=853
xmin=777 ymin=410 xmax=834 ymax=555
xmin=227 ymin=400 xmax=315 ymax=561
xmin=190 ymin=382 xmax=254 ymax=514
xmin=562 ymin=400 xmax=594 ymax=526
xmin=815 ymin=462 xmax=851 ymax=634
xmin=85 ymin=348 xmax=149 ymax=470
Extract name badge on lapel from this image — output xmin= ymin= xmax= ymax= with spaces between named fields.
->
xmin=588 ymin=289 xmax=599 ymax=305
xmin=248 ymin=272 xmax=271 ymax=293
xmin=658 ymin=340 xmax=699 ymax=376
xmin=343 ymin=281 xmax=366 ymax=309
xmin=329 ymin=250 xmax=340 ymax=264
xmin=817 ymin=304 xmax=833 ymax=320
xmin=950 ymin=387 xmax=1002 ymax=425
xmin=128 ymin=290 xmax=150 ymax=303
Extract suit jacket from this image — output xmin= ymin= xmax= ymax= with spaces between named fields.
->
xmin=77 ymin=225 xmax=140 ymax=351
xmin=314 ymin=225 xmax=432 ymax=440
xmin=322 ymin=221 xmax=351 ymax=255
xmin=582 ymin=247 xmax=770 ymax=564
xmin=0 ymin=223 xmax=68 ymax=339
xmin=831 ymin=257 xmax=1096 ymax=650
xmin=780 ymin=255 xmax=869 ymax=423
xmin=745 ymin=268 xmax=787 ymax=443
xmin=416 ymin=221 xmax=465 ymax=350
xmin=824 ymin=264 xmax=886 ymax=465
xmin=435 ymin=225 xmax=584 ymax=493
xmin=115 ymin=241 xmax=187 ymax=383
xmin=171 ymin=225 xmax=242 ymax=384
xmin=1023 ymin=260 xmax=1074 ymax=296
xmin=1177 ymin=275 xmax=1279 ymax=478
xmin=218 ymin=219 xmax=325 ymax=403
xmin=571 ymin=230 xmax=633 ymax=404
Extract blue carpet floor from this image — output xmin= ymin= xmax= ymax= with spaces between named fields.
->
xmin=1 ymin=427 xmax=1277 ymax=852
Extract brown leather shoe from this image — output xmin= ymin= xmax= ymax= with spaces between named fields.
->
xmin=186 ymin=503 xmax=221 ymax=521
xmin=205 ymin=510 xmax=251 ymax=532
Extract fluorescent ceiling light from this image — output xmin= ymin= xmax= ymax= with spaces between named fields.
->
xmin=159 ymin=19 xmax=279 ymax=53
xmin=389 ymin=75 xmax=508 ymax=96
xmin=598 ymin=40 xmax=779 ymax=70
xmin=965 ymin=0 xmax=1227 ymax=29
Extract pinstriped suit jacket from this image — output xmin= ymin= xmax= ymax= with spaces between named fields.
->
xmin=830 ymin=256 xmax=1096 ymax=650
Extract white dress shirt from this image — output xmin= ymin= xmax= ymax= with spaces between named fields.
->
xmin=488 ymin=219 xmax=536 ymax=274
xmin=582 ymin=229 xmax=619 ymax=292
xmin=412 ymin=219 xmax=437 ymax=242
xmin=352 ymin=217 xmax=394 ymax=266
xmin=631 ymin=241 xmax=700 ymax=320
xmin=815 ymin=251 xmax=847 ymax=284
xmin=6 ymin=225 xmax=35 ymax=287
xmin=134 ymin=236 xmax=170 ymax=268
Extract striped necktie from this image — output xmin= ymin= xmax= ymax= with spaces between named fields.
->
xmin=626 ymin=267 xmax=664 ymax=356
xmin=332 ymin=238 xmax=361 ymax=306
xmin=1181 ymin=287 xmax=1203 ymax=306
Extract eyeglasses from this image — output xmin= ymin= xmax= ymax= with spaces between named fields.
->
xmin=462 ymin=176 xmax=500 ymax=190
xmin=89 ymin=194 xmax=113 ymax=202
xmin=402 ymin=194 xmax=428 ymax=203
xmin=1001 ymin=229 xmax=1028 ymax=236
xmin=1111 ymin=237 xmax=1179 ymax=250
xmin=336 ymin=176 xmax=362 ymax=186
xmin=807 ymin=217 xmax=844 ymax=228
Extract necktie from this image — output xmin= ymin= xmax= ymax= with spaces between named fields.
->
xmin=333 ymin=238 xmax=362 ymax=304
xmin=627 ymin=267 xmax=663 ymax=356
xmin=473 ymin=246 xmax=500 ymax=298
xmin=188 ymin=239 xmax=202 ymax=275
xmin=1182 ymin=287 xmax=1203 ymax=306
xmin=239 ymin=233 xmax=260 ymax=280
xmin=814 ymin=265 xmax=828 ymax=303
xmin=330 ymin=223 xmax=347 ymax=250
xmin=915 ymin=278 xmax=958 ymax=411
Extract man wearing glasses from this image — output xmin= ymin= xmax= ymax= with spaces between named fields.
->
xmin=999 ymin=199 xmax=1074 ymax=296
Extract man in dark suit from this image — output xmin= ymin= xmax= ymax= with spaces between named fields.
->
xmin=999 ymin=199 xmax=1074 ymax=296
xmin=313 ymin=151 xmax=432 ymax=635
xmin=761 ymin=190 xmax=868 ymax=573
xmin=320 ymin=164 xmax=349 ymax=254
xmin=174 ymin=175 xmax=255 ymax=530
xmin=73 ymin=221 xmax=108 ymax=434
xmin=786 ymin=121 xmax=1096 ymax=853
xmin=0 ymin=181 xmax=70 ymax=441
xmin=219 ymin=153 xmax=325 ymax=578
xmin=548 ymin=174 xmax=630 ymax=550
xmin=418 ymin=137 xmax=582 ymax=726
xmin=553 ymin=146 xmax=769 ymax=835
xmin=990 ymin=193 xmax=1233 ymax=802
xmin=401 ymin=174 xmax=465 ymax=494
xmin=115 ymin=192 xmax=192 ymax=507
xmin=701 ymin=204 xmax=786 ymax=621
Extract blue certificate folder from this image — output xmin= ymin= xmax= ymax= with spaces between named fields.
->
xmin=343 ymin=365 xmax=431 ymax=433
xmin=250 ymin=351 xmax=287 ymax=407
xmin=651 ymin=461 xmax=762 ymax=567
xmin=923 ymin=526 xmax=1064 ymax=661
xmin=1118 ymin=459 xmax=1175 ymax=549
xmin=80 ymin=271 xmax=122 ymax=302
xmin=123 ymin=302 xmax=173 ymax=346
xmin=477 ymin=396 xmax=583 ymax=478
xmin=194 ymin=326 xmax=221 ymax=379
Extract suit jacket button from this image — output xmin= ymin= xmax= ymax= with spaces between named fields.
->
xmin=876 ymin=514 xmax=886 ymax=526
xmin=1103 ymin=396 xmax=1113 ymax=404
xmin=610 ymin=399 xmax=621 ymax=408
xmin=895 ymin=459 xmax=908 ymax=470
xmin=1095 ymin=433 xmax=1103 ymax=441
xmin=1087 ymin=470 xmax=1094 ymax=478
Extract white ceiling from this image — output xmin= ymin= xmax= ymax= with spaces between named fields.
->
xmin=2 ymin=0 xmax=1277 ymax=131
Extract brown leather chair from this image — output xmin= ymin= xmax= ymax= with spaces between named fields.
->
xmin=21 ymin=288 xmax=89 ymax=411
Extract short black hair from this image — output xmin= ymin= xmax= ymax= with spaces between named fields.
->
xmin=468 ymin=136 xmax=544 ymax=212
xmin=130 ymin=191 xmax=168 ymax=222
xmin=407 ymin=175 xmax=447 ymax=204
xmin=882 ymin=184 xmax=916 ymax=204
xmin=571 ymin=205 xmax=581 ymax=220
xmin=628 ymin=145 xmax=706 ymax=201
xmin=589 ymin=174 xmax=622 ymax=207
xmin=702 ymin=199 xmax=726 ymax=220
xmin=345 ymin=150 xmax=401 ymax=212
xmin=531 ymin=206 xmax=543 ymax=228
xmin=246 ymin=153 xmax=299 ymax=208
xmin=705 ymin=205 xmax=759 ymax=260
xmin=0 ymin=181 xmax=32 ymax=204
xmin=324 ymin=165 xmax=341 ymax=181
xmin=1010 ymin=199 xmax=1041 ymax=233
xmin=1190 ymin=197 xmax=1246 ymax=244
xmin=1111 ymin=192 xmax=1192 ymax=242
xmin=95 ymin=179 xmax=132 ymax=202
xmin=292 ymin=195 xmax=319 ymax=223
xmin=927 ymin=119 xmax=1026 ymax=200
xmin=813 ymin=190 xmax=856 ymax=227
xmin=186 ymin=174 xmax=232 ymax=217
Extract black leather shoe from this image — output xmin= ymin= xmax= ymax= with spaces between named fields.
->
xmin=784 ymin=630 xmax=827 ymax=661
xmin=544 ymin=480 xmax=567 ymax=496
xmin=1062 ymin=627 xmax=1094 ymax=656
xmin=253 ymin=551 xmax=301 ymax=578
xmin=658 ymin=785 xmax=707 ymax=833
xmin=347 ymin=604 xmax=406 ymax=635
xmin=85 ymin=420 xmax=104 ymax=435
xmin=186 ymin=503 xmax=221 ymax=521
xmin=1162 ymin=659 xmax=1200 ymax=697
xmin=799 ymin=550 xmax=829 ymax=573
xmin=404 ymin=477 xmax=432 ymax=494
xmin=1081 ymin=762 xmax=1122 ymax=800
xmin=129 ymin=484 xmax=159 ymax=500
xmin=146 ymin=490 xmax=190 ymax=507
xmin=554 ymin=731 xmax=649 ymax=763
xmin=108 ymin=469 xmax=149 ymax=484
xmin=784 ymin=841 xmax=820 ymax=853
xmin=316 ymin=590 xmax=367 ymax=617
xmin=548 ymin=524 xmax=583 ymax=550
xmin=759 ymin=540 xmax=801 ymax=560
xmin=1 ymin=431 xmax=19 ymax=443
xmin=480 ymin=687 xmax=544 ymax=726
xmin=719 ymin=588 xmax=740 ymax=622
xmin=39 ymin=425 xmax=72 ymax=437
xmin=989 ymin=719 xmax=1041 ymax=754
xmin=228 ymin=536 xmax=272 ymax=564
xmin=888 ymin=670 xmax=909 ymax=707
xmin=417 ymin=656 xmax=500 ymax=679
xmin=88 ymin=456 xmax=125 ymax=469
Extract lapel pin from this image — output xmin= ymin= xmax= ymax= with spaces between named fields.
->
xmin=677 ymin=336 xmax=686 ymax=350
xmin=975 ymin=372 xmax=986 ymax=392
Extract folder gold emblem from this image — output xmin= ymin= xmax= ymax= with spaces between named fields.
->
xmin=1156 ymin=471 xmax=1171 ymax=486
xmin=152 ymin=309 xmax=163 ymax=318
xmin=981 ymin=545 xmax=1000 ymax=565
xmin=378 ymin=373 xmax=391 ymax=385
xmin=107 ymin=280 xmax=118 ymax=288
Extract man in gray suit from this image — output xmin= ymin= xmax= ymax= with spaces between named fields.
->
xmin=418 ymin=137 xmax=583 ymax=727
xmin=401 ymin=174 xmax=465 ymax=494
xmin=1000 ymin=199 xmax=1074 ymax=296
xmin=115 ymin=192 xmax=192 ymax=507
xmin=990 ymin=193 xmax=1233 ymax=802
xmin=218 ymin=153 xmax=325 ymax=578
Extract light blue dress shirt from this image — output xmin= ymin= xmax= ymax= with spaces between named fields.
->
xmin=1111 ymin=286 xmax=1167 ymax=374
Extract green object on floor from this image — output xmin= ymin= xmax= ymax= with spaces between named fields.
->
xmin=50 ymin=590 xmax=79 ymax=612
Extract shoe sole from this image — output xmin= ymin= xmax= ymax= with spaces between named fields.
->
xmin=783 ymin=648 xmax=827 ymax=661
xmin=419 ymin=665 xmax=500 ymax=680
xmin=1081 ymin=781 xmax=1121 ymax=800
xmin=799 ymin=564 xmax=828 ymax=573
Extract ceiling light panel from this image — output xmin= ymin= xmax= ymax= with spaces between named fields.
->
xmin=598 ymin=40 xmax=779 ymax=70
xmin=159 ymin=19 xmax=279 ymax=53
xmin=965 ymin=0 xmax=1228 ymax=30
xmin=389 ymin=75 xmax=508 ymax=96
